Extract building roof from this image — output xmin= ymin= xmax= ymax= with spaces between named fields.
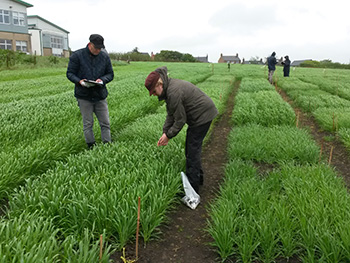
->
xmin=243 ymin=60 xmax=264 ymax=65
xmin=222 ymin=55 xmax=240 ymax=62
xmin=28 ymin=15 xmax=69 ymax=34
xmin=220 ymin=54 xmax=241 ymax=63
xmin=291 ymin=59 xmax=312 ymax=66
xmin=11 ymin=0 xmax=33 ymax=7
xmin=195 ymin=55 xmax=209 ymax=63
xmin=139 ymin=52 xmax=150 ymax=56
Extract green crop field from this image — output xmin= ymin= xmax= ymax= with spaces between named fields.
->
xmin=1 ymin=62 xmax=350 ymax=262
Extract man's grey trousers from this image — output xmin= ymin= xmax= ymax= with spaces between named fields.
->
xmin=77 ymin=98 xmax=111 ymax=144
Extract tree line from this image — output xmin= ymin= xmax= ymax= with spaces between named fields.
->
xmin=300 ymin=59 xmax=350 ymax=69
xmin=109 ymin=47 xmax=198 ymax=62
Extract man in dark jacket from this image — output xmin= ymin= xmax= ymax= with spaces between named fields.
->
xmin=67 ymin=34 xmax=114 ymax=149
xmin=282 ymin=55 xmax=291 ymax=77
xmin=144 ymin=66 xmax=218 ymax=195
xmin=267 ymin=51 xmax=277 ymax=84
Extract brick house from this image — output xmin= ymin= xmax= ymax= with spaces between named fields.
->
xmin=218 ymin=53 xmax=241 ymax=64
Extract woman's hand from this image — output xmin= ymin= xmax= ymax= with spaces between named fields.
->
xmin=157 ymin=133 xmax=169 ymax=146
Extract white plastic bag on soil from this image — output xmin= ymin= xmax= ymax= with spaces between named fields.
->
xmin=181 ymin=172 xmax=200 ymax=210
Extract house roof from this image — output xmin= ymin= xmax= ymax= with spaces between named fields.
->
xmin=222 ymin=55 xmax=240 ymax=62
xmin=28 ymin=15 xmax=69 ymax=34
xmin=11 ymin=0 xmax=33 ymax=7
xmin=291 ymin=59 xmax=312 ymax=66
xmin=243 ymin=60 xmax=264 ymax=65
xmin=139 ymin=52 xmax=150 ymax=56
xmin=195 ymin=56 xmax=208 ymax=63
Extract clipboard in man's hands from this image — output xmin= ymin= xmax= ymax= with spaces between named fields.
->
xmin=85 ymin=80 xmax=104 ymax=87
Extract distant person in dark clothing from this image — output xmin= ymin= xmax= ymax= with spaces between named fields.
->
xmin=67 ymin=34 xmax=114 ymax=149
xmin=267 ymin=51 xmax=277 ymax=84
xmin=282 ymin=55 xmax=291 ymax=77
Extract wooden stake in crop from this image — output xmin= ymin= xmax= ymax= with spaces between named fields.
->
xmin=336 ymin=116 xmax=338 ymax=131
xmin=336 ymin=76 xmax=339 ymax=96
xmin=332 ymin=112 xmax=335 ymax=131
xmin=99 ymin=234 xmax=103 ymax=261
xmin=328 ymin=146 xmax=334 ymax=166
xmin=319 ymin=141 xmax=323 ymax=163
xmin=220 ymin=84 xmax=223 ymax=101
xmin=296 ymin=112 xmax=300 ymax=128
xmin=136 ymin=196 xmax=141 ymax=261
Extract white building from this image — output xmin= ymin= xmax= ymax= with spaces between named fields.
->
xmin=28 ymin=15 xmax=69 ymax=57
xmin=0 ymin=0 xmax=70 ymax=57
xmin=0 ymin=0 xmax=33 ymax=53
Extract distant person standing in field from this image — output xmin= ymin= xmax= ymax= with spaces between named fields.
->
xmin=144 ymin=66 xmax=218 ymax=198
xmin=282 ymin=55 xmax=291 ymax=77
xmin=267 ymin=51 xmax=277 ymax=84
xmin=66 ymin=34 xmax=114 ymax=149
xmin=227 ymin=61 xmax=230 ymax=71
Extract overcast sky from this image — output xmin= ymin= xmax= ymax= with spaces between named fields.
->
xmin=27 ymin=0 xmax=350 ymax=63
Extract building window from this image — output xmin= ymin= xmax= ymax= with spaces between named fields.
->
xmin=0 ymin=10 xmax=10 ymax=24
xmin=13 ymin=12 xmax=25 ymax=26
xmin=0 ymin=39 xmax=12 ymax=50
xmin=51 ymin=35 xmax=63 ymax=49
xmin=16 ymin=41 xmax=27 ymax=52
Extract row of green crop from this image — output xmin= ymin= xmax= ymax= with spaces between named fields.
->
xmin=0 ymin=69 xmax=234 ymax=261
xmin=0 ymin=75 xmax=156 ymax=200
xmin=296 ymin=67 xmax=350 ymax=101
xmin=338 ymin=128 xmax=350 ymax=149
xmin=277 ymin=72 xmax=350 ymax=151
xmin=0 ymin=62 xmax=213 ymax=201
xmin=207 ymin=76 xmax=350 ymax=262
xmin=0 ymin=67 xmax=68 ymax=82
xmin=233 ymin=79 xmax=295 ymax=127
xmin=230 ymin=77 xmax=319 ymax=165
xmin=209 ymin=160 xmax=350 ymax=262
xmin=0 ymin=212 xmax=113 ymax=263
xmin=0 ymin=75 xmax=72 ymax=103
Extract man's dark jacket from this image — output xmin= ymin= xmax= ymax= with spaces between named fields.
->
xmin=66 ymin=45 xmax=114 ymax=102
xmin=267 ymin=54 xmax=277 ymax=71
xmin=156 ymin=66 xmax=218 ymax=139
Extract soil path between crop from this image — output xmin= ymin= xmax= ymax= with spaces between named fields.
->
xmin=113 ymin=80 xmax=239 ymax=263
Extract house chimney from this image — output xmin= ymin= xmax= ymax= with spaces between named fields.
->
xmin=236 ymin=53 xmax=238 ymax=57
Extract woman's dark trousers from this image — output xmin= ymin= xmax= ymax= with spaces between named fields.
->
xmin=185 ymin=121 xmax=212 ymax=194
